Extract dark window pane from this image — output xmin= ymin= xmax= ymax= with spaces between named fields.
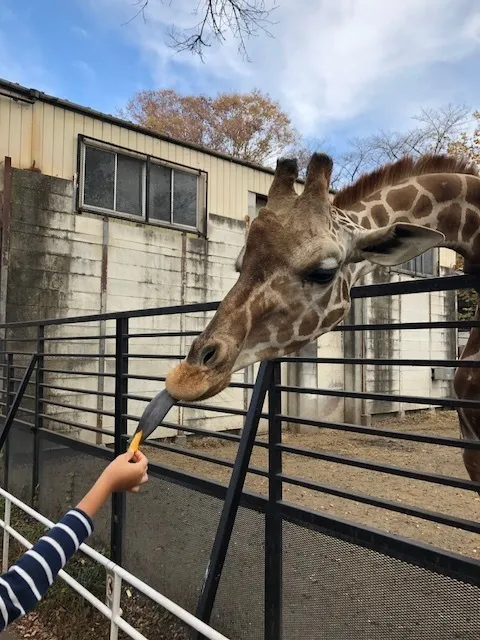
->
xmin=116 ymin=154 xmax=144 ymax=216
xmin=256 ymin=194 xmax=267 ymax=217
xmin=173 ymin=171 xmax=198 ymax=227
xmin=423 ymin=249 xmax=434 ymax=274
xmin=84 ymin=146 xmax=114 ymax=210
xmin=149 ymin=164 xmax=171 ymax=222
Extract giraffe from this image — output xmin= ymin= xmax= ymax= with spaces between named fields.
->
xmin=136 ymin=151 xmax=480 ymax=485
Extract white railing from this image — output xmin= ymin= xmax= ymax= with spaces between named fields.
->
xmin=0 ymin=487 xmax=230 ymax=640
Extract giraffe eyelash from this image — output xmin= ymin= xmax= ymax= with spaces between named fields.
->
xmin=304 ymin=267 xmax=337 ymax=285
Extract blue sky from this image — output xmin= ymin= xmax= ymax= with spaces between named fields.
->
xmin=1 ymin=0 xmax=480 ymax=156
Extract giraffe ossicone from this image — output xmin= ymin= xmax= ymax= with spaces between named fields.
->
xmin=140 ymin=150 xmax=480 ymax=487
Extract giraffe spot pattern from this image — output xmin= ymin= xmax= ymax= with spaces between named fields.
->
xmin=386 ymin=185 xmax=418 ymax=211
xmin=462 ymin=209 xmax=480 ymax=243
xmin=298 ymin=310 xmax=320 ymax=336
xmin=321 ymin=306 xmax=347 ymax=329
xmin=416 ymin=175 xmax=462 ymax=203
xmin=472 ymin=232 xmax=480 ymax=260
xmin=465 ymin=176 xmax=480 ymax=207
xmin=411 ymin=194 xmax=433 ymax=219
xmin=342 ymin=278 xmax=349 ymax=301
xmin=361 ymin=217 xmax=372 ymax=229
xmin=454 ymin=329 xmax=480 ymax=365
xmin=277 ymin=324 xmax=295 ymax=344
xmin=346 ymin=213 xmax=359 ymax=224
xmin=437 ymin=203 xmax=462 ymax=240
xmin=371 ymin=204 xmax=389 ymax=227
xmin=346 ymin=202 xmax=367 ymax=213
xmin=362 ymin=192 xmax=382 ymax=203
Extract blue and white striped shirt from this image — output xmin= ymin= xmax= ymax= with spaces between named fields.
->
xmin=0 ymin=508 xmax=93 ymax=630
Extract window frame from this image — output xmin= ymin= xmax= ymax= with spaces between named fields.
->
xmin=77 ymin=134 xmax=207 ymax=236
xmin=391 ymin=247 xmax=439 ymax=279
xmin=247 ymin=191 xmax=268 ymax=221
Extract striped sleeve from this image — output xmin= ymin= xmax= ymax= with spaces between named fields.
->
xmin=0 ymin=508 xmax=93 ymax=631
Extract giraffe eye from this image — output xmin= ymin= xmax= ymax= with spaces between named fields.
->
xmin=305 ymin=268 xmax=337 ymax=284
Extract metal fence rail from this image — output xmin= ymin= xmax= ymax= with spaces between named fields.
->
xmin=0 ymin=487 xmax=230 ymax=640
xmin=0 ymin=272 xmax=479 ymax=639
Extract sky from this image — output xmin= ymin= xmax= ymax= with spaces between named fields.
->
xmin=1 ymin=0 xmax=480 ymax=156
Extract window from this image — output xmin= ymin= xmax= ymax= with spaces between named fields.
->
xmin=397 ymin=248 xmax=437 ymax=277
xmin=79 ymin=137 xmax=205 ymax=232
xmin=248 ymin=192 xmax=268 ymax=220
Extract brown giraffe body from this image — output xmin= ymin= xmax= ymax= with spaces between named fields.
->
xmin=335 ymin=160 xmax=480 ymax=485
xmin=141 ymin=152 xmax=480 ymax=487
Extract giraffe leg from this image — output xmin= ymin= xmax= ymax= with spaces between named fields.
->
xmin=457 ymin=407 xmax=480 ymax=490
xmin=454 ymin=399 xmax=480 ymax=495
xmin=463 ymin=447 xmax=480 ymax=485
xmin=453 ymin=297 xmax=480 ymax=494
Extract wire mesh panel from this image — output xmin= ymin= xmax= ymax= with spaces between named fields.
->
xmin=210 ymin=505 xmax=266 ymax=640
xmin=123 ymin=473 xmax=224 ymax=615
xmin=37 ymin=432 xmax=112 ymax=553
xmin=282 ymin=518 xmax=480 ymax=640
xmin=6 ymin=424 xmax=34 ymax=504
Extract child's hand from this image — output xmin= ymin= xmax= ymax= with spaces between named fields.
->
xmin=101 ymin=450 xmax=149 ymax=493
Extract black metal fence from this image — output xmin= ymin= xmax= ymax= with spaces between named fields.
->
xmin=1 ymin=274 xmax=480 ymax=639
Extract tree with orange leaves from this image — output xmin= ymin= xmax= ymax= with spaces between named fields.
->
xmin=118 ymin=88 xmax=299 ymax=165
xmin=448 ymin=111 xmax=480 ymax=165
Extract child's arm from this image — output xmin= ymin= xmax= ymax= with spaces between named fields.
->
xmin=0 ymin=449 xmax=148 ymax=630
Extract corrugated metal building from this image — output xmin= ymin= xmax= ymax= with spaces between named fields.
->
xmin=0 ymin=78 xmax=458 ymax=441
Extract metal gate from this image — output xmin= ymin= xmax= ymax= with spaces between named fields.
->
xmin=0 ymin=274 xmax=479 ymax=639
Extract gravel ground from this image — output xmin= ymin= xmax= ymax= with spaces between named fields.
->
xmin=144 ymin=408 xmax=480 ymax=559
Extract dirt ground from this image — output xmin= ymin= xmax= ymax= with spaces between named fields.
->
xmin=144 ymin=409 xmax=480 ymax=559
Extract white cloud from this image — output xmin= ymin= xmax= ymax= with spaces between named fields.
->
xmin=71 ymin=25 xmax=90 ymax=39
xmin=89 ymin=0 xmax=480 ymax=136
xmin=73 ymin=60 xmax=96 ymax=80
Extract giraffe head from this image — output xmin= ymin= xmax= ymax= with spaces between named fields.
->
xmin=162 ymin=152 xmax=444 ymax=403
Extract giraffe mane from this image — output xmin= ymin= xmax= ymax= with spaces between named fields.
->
xmin=333 ymin=154 xmax=479 ymax=210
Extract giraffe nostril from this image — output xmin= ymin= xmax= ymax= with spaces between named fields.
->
xmin=201 ymin=347 xmax=217 ymax=366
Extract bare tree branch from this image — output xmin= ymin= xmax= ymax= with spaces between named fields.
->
xmin=125 ymin=0 xmax=277 ymax=61
xmin=332 ymin=104 xmax=474 ymax=187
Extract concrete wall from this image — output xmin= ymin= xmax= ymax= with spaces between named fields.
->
xmin=363 ymin=268 xmax=456 ymax=419
xmin=4 ymin=169 xmax=249 ymax=441
xmin=2 ymin=167 xmax=459 ymax=442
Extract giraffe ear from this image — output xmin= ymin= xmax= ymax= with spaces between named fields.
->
xmin=235 ymin=246 xmax=245 ymax=272
xmin=353 ymin=223 xmax=445 ymax=267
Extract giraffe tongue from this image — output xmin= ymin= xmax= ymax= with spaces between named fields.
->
xmin=130 ymin=389 xmax=177 ymax=447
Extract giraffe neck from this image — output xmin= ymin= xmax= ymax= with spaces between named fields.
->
xmin=351 ymin=172 xmax=480 ymax=263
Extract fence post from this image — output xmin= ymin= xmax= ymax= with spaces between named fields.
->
xmin=33 ymin=325 xmax=44 ymax=507
xmin=109 ymin=571 xmax=122 ymax=640
xmin=3 ymin=353 xmax=13 ymax=491
xmin=2 ymin=497 xmax=10 ymax=572
xmin=0 ymin=355 xmax=38 ymax=452
xmin=265 ymin=360 xmax=282 ymax=640
xmin=111 ymin=317 xmax=128 ymax=565
xmin=195 ymin=361 xmax=272 ymax=634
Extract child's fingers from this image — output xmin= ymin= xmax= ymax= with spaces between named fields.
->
xmin=135 ymin=451 xmax=148 ymax=465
